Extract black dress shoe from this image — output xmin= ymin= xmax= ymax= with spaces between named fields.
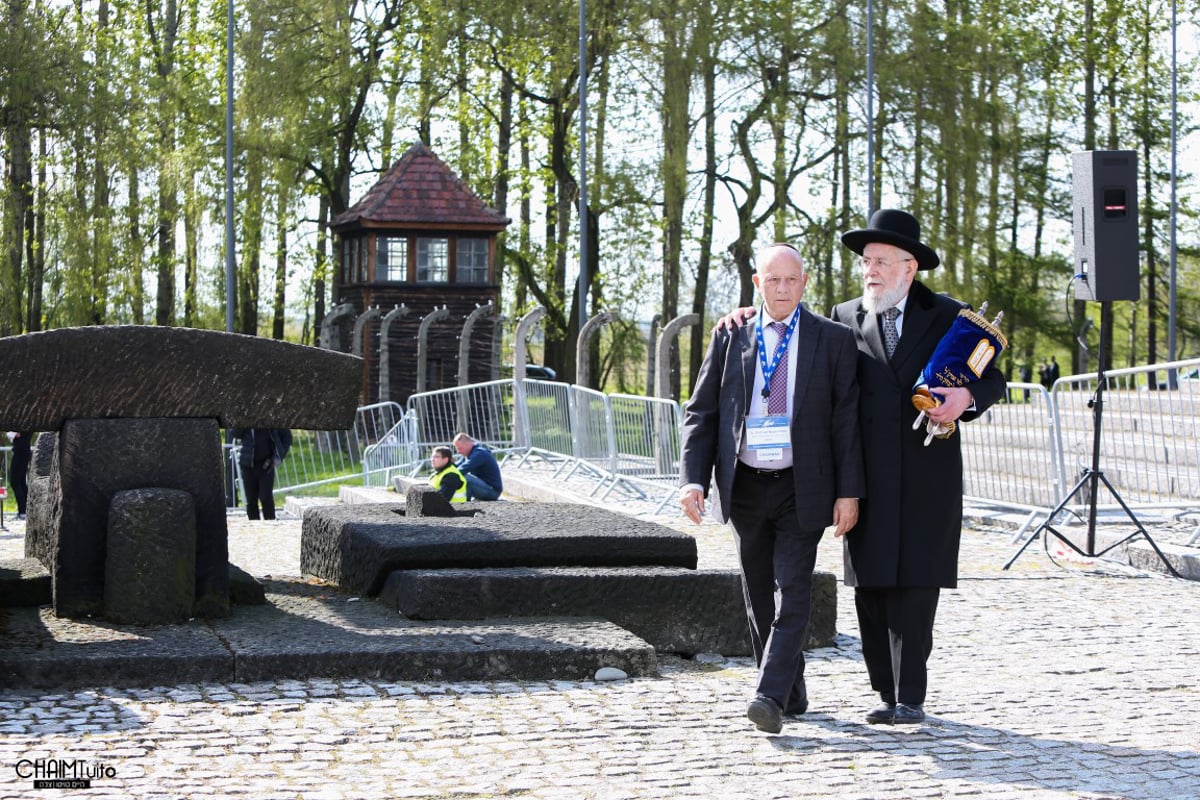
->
xmin=893 ymin=703 xmax=926 ymax=724
xmin=747 ymin=695 xmax=784 ymax=733
xmin=865 ymin=703 xmax=896 ymax=724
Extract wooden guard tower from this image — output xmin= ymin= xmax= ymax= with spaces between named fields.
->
xmin=329 ymin=143 xmax=510 ymax=406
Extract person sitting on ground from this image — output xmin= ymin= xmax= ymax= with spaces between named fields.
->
xmin=452 ymin=432 xmax=503 ymax=501
xmin=429 ymin=445 xmax=467 ymax=503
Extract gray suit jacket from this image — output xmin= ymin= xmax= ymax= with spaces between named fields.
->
xmin=679 ymin=305 xmax=866 ymax=529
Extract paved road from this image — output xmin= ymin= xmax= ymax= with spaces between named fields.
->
xmin=2 ymin=503 xmax=1198 ymax=798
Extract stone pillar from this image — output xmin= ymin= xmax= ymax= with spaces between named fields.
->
xmin=104 ymin=488 xmax=197 ymax=624
xmin=48 ymin=418 xmax=229 ymax=619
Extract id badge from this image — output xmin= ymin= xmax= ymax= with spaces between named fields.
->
xmin=746 ymin=415 xmax=791 ymax=462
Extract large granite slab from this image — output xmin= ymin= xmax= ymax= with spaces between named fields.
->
xmin=380 ymin=567 xmax=838 ymax=655
xmin=216 ymin=580 xmax=656 ymax=684
xmin=301 ymin=503 xmax=700 ymax=595
xmin=0 ymin=326 xmax=363 ymax=431
xmin=0 ymin=579 xmax=657 ymax=689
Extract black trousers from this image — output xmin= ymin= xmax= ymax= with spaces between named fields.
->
xmin=728 ymin=464 xmax=823 ymax=712
xmin=854 ymin=586 xmax=941 ymax=706
xmin=8 ymin=448 xmax=31 ymax=514
xmin=242 ymin=465 xmax=277 ymax=520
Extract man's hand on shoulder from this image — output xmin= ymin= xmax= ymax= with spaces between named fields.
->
xmin=713 ymin=306 xmax=756 ymax=333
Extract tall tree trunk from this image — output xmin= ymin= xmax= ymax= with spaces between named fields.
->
xmin=128 ymin=168 xmax=144 ymax=324
xmin=152 ymin=0 xmax=179 ymax=326
xmin=689 ymin=49 xmax=718 ymax=392
xmin=28 ymin=129 xmax=45 ymax=332
xmin=238 ymin=152 xmax=264 ymax=336
xmin=273 ymin=179 xmax=288 ymax=340
xmin=183 ymin=170 xmax=199 ymax=327
xmin=4 ymin=114 xmax=32 ymax=335
xmin=660 ymin=7 xmax=690 ymax=399
xmin=494 ymin=72 xmax=513 ymax=291
xmin=312 ymin=195 xmax=329 ymax=347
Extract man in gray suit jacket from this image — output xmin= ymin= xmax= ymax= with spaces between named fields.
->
xmin=679 ymin=243 xmax=865 ymax=734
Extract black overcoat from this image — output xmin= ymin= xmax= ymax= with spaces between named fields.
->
xmin=831 ymin=281 xmax=1006 ymax=589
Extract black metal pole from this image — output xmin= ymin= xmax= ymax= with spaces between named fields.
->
xmin=1085 ymin=301 xmax=1112 ymax=555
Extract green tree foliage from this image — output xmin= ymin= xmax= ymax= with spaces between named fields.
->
xmin=0 ymin=0 xmax=1197 ymax=389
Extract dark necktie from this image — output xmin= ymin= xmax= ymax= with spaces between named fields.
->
xmin=767 ymin=322 xmax=789 ymax=414
xmin=882 ymin=307 xmax=900 ymax=360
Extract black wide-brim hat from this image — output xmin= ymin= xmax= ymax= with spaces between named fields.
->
xmin=841 ymin=208 xmax=941 ymax=270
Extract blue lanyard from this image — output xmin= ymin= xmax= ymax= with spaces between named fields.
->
xmin=755 ymin=304 xmax=800 ymax=402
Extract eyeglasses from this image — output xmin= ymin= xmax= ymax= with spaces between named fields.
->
xmin=860 ymin=256 xmax=913 ymax=270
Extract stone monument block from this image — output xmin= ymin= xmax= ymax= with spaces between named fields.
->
xmin=405 ymin=486 xmax=466 ymax=517
xmin=24 ymin=432 xmax=57 ymax=568
xmin=380 ymin=567 xmax=838 ymax=654
xmin=301 ymin=503 xmax=699 ymax=596
xmin=104 ymin=488 xmax=197 ymax=624
xmin=0 ymin=326 xmax=362 ymax=431
xmin=48 ymin=418 xmax=229 ymax=619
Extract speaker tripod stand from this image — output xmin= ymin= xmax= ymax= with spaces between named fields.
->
xmin=1004 ymin=301 xmax=1180 ymax=577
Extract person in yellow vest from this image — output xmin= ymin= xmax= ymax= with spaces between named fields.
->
xmin=428 ymin=446 xmax=467 ymax=503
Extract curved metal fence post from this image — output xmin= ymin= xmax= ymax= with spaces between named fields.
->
xmin=416 ymin=306 xmax=450 ymax=394
xmin=378 ymin=304 xmax=411 ymax=403
xmin=318 ymin=302 xmax=356 ymax=351
xmin=655 ymin=313 xmax=699 ymax=476
xmin=351 ymin=305 xmax=382 ymax=358
xmin=457 ymin=302 xmax=495 ymax=387
xmin=492 ymin=314 xmax=507 ymax=381
xmin=655 ymin=313 xmax=699 ymax=401
xmin=513 ymin=306 xmax=547 ymax=382
xmin=645 ymin=313 xmax=661 ymax=396
xmin=575 ymin=311 xmax=612 ymax=388
xmin=512 ymin=307 xmax=547 ymax=451
xmin=457 ymin=302 xmax=496 ymax=434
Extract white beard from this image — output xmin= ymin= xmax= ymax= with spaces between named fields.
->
xmin=862 ymin=282 xmax=909 ymax=314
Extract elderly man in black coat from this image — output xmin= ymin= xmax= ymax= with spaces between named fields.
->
xmin=831 ymin=209 xmax=1007 ymax=724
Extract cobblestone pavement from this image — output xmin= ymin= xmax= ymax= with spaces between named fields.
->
xmin=2 ymin=493 xmax=1198 ymax=799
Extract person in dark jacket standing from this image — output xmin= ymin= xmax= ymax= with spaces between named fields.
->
xmin=6 ymin=431 xmax=33 ymax=520
xmin=830 ymin=210 xmax=1006 ymax=724
xmin=234 ymin=428 xmax=293 ymax=520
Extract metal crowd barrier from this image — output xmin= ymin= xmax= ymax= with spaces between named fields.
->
xmin=361 ymin=411 xmax=422 ymax=486
xmin=1048 ymin=358 xmax=1200 ymax=511
xmin=230 ymin=401 xmax=408 ymax=504
xmin=18 ymin=357 xmax=1186 ymax=523
xmin=405 ymin=379 xmax=516 ymax=458
xmin=513 ymin=378 xmax=574 ymax=466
